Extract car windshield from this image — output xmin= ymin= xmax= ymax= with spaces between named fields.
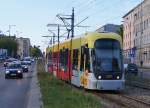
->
xmin=6 ymin=59 xmax=13 ymax=62
xmin=24 ymin=58 xmax=30 ymax=61
xmin=21 ymin=62 xmax=28 ymax=65
xmin=128 ymin=64 xmax=137 ymax=68
xmin=7 ymin=64 xmax=22 ymax=69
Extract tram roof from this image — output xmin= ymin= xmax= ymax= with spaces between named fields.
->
xmin=46 ymin=32 xmax=122 ymax=52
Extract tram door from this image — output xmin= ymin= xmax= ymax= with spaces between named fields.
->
xmin=80 ymin=45 xmax=90 ymax=87
xmin=71 ymin=49 xmax=80 ymax=87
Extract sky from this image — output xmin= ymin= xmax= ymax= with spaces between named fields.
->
xmin=0 ymin=0 xmax=142 ymax=51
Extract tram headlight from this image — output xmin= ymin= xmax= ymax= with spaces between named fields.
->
xmin=98 ymin=75 xmax=102 ymax=79
xmin=117 ymin=76 xmax=120 ymax=79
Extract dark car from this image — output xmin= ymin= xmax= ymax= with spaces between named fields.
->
xmin=126 ymin=63 xmax=138 ymax=75
xmin=21 ymin=61 xmax=29 ymax=72
xmin=5 ymin=63 xmax=23 ymax=79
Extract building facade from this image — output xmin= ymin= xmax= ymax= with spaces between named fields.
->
xmin=96 ymin=24 xmax=121 ymax=33
xmin=123 ymin=8 xmax=135 ymax=63
xmin=0 ymin=49 xmax=7 ymax=59
xmin=123 ymin=0 xmax=150 ymax=66
xmin=17 ymin=37 xmax=30 ymax=59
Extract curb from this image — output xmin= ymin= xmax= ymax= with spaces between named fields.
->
xmin=27 ymin=63 xmax=43 ymax=108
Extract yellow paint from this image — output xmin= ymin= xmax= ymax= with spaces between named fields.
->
xmin=46 ymin=32 xmax=122 ymax=52
xmin=80 ymin=71 xmax=89 ymax=88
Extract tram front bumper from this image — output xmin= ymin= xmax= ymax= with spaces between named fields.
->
xmin=96 ymin=80 xmax=125 ymax=90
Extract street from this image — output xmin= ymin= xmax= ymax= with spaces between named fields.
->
xmin=0 ymin=63 xmax=39 ymax=108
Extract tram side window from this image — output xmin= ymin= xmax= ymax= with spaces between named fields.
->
xmin=85 ymin=48 xmax=90 ymax=71
xmin=59 ymin=49 xmax=64 ymax=67
xmin=73 ymin=49 xmax=79 ymax=70
xmin=64 ymin=49 xmax=68 ymax=71
xmin=80 ymin=46 xmax=84 ymax=71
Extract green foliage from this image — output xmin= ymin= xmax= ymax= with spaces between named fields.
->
xmin=0 ymin=37 xmax=18 ymax=57
xmin=30 ymin=46 xmax=42 ymax=58
xmin=37 ymin=60 xmax=101 ymax=108
xmin=117 ymin=26 xmax=123 ymax=38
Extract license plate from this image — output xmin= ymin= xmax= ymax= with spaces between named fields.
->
xmin=11 ymin=74 xmax=16 ymax=76
xmin=106 ymin=75 xmax=113 ymax=78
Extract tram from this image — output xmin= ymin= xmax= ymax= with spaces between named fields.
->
xmin=46 ymin=32 xmax=125 ymax=90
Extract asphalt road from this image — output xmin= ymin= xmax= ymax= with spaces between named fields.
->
xmin=0 ymin=63 xmax=35 ymax=108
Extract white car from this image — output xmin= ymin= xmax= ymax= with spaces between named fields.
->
xmin=23 ymin=57 xmax=32 ymax=65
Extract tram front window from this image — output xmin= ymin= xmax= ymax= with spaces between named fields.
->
xmin=93 ymin=39 xmax=122 ymax=79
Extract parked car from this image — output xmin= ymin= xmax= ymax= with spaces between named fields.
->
xmin=125 ymin=63 xmax=138 ymax=75
xmin=21 ymin=61 xmax=29 ymax=72
xmin=5 ymin=62 xmax=23 ymax=79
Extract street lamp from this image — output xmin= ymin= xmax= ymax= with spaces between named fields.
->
xmin=16 ymin=31 xmax=22 ymax=37
xmin=9 ymin=25 xmax=16 ymax=36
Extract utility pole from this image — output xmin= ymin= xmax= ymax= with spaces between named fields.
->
xmin=9 ymin=25 xmax=16 ymax=36
xmin=56 ymin=8 xmax=89 ymax=39
xmin=71 ymin=8 xmax=74 ymax=38
xmin=55 ymin=8 xmax=90 ymax=83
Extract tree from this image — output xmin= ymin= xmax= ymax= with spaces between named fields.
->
xmin=117 ymin=26 xmax=123 ymax=39
xmin=30 ymin=46 xmax=42 ymax=58
xmin=0 ymin=37 xmax=18 ymax=57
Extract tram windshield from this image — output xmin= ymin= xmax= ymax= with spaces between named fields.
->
xmin=93 ymin=39 xmax=122 ymax=73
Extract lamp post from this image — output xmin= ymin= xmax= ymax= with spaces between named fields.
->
xmin=16 ymin=31 xmax=22 ymax=37
xmin=9 ymin=25 xmax=16 ymax=36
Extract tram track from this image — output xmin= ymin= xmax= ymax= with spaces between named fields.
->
xmin=92 ymin=91 xmax=150 ymax=108
xmin=121 ymin=94 xmax=150 ymax=107
xmin=65 ymin=81 xmax=150 ymax=108
xmin=64 ymin=82 xmax=149 ymax=108
xmin=126 ymin=81 xmax=150 ymax=90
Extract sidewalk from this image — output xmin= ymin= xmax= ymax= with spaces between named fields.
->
xmin=27 ymin=63 xmax=43 ymax=108
xmin=138 ymin=66 xmax=150 ymax=69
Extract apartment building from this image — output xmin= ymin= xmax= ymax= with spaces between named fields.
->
xmin=123 ymin=0 xmax=150 ymax=66
xmin=17 ymin=37 xmax=30 ymax=59
xmin=96 ymin=24 xmax=121 ymax=33
xmin=123 ymin=8 xmax=135 ymax=63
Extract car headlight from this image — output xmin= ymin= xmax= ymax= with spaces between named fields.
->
xmin=18 ymin=70 xmax=21 ymax=73
xmin=98 ymin=75 xmax=102 ymax=80
xmin=6 ymin=71 xmax=10 ymax=74
xmin=117 ymin=76 xmax=120 ymax=79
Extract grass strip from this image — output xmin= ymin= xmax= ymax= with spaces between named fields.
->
xmin=37 ymin=60 xmax=101 ymax=108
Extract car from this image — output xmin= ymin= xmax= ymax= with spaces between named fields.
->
xmin=21 ymin=61 xmax=29 ymax=72
xmin=5 ymin=62 xmax=23 ymax=79
xmin=23 ymin=57 xmax=32 ymax=65
xmin=125 ymin=63 xmax=138 ymax=75
xmin=31 ymin=58 xmax=35 ymax=62
xmin=4 ymin=58 xmax=17 ymax=67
